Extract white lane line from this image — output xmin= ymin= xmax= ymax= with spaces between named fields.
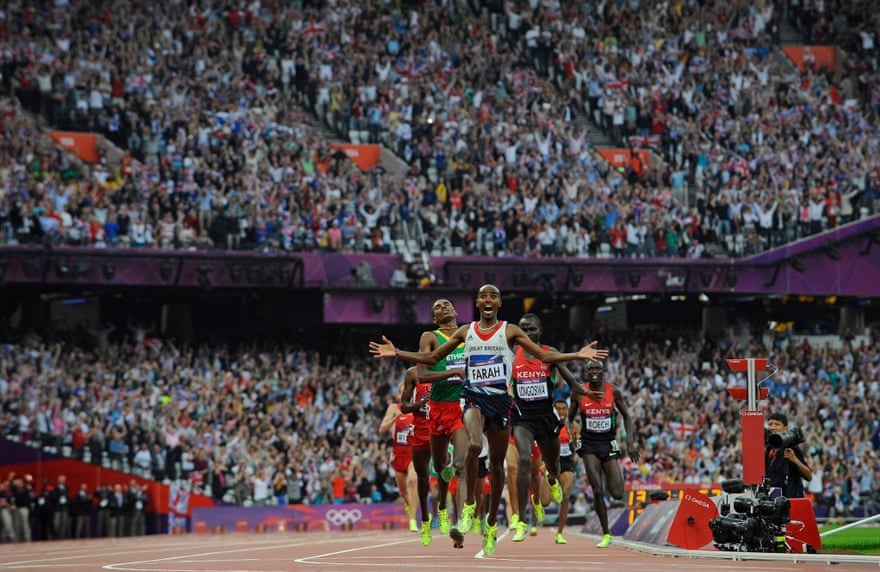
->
xmin=102 ymin=535 xmax=388 ymax=571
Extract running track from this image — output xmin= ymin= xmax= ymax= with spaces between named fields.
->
xmin=0 ymin=527 xmax=876 ymax=571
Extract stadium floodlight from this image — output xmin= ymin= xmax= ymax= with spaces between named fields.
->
xmin=197 ymin=264 xmax=214 ymax=289
xmin=459 ymin=270 xmax=472 ymax=287
xmin=102 ymin=262 xmax=116 ymax=280
xmin=725 ymin=269 xmax=738 ymax=288
xmin=628 ymin=271 xmax=642 ymax=288
xmin=55 ymin=260 xmax=70 ymax=277
xmin=824 ymin=244 xmax=840 ymax=261
xmin=700 ymin=270 xmax=714 ymax=288
xmin=159 ymin=261 xmax=174 ymax=282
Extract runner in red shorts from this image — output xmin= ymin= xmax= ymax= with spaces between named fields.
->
xmin=400 ymin=366 xmax=434 ymax=545
xmin=418 ymin=299 xmax=468 ymax=537
xmin=379 ymin=394 xmax=418 ymax=532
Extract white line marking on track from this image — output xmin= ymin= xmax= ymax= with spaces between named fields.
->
xmin=101 ymin=535 xmax=388 ymax=571
xmin=294 ymin=538 xmax=415 ymax=566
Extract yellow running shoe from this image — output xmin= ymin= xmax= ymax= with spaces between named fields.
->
xmin=555 ymin=532 xmax=567 ymax=544
xmin=512 ymin=521 xmax=527 ymax=542
xmin=471 ymin=511 xmax=481 ymax=535
xmin=438 ymin=508 xmax=451 ymax=534
xmin=409 ymin=518 xmax=419 ymax=532
xmin=421 ymin=521 xmax=432 ymax=546
xmin=482 ymin=519 xmax=498 ymax=557
xmin=531 ymin=494 xmax=545 ymax=524
xmin=457 ymin=502 xmax=476 ymax=534
xmin=548 ymin=476 xmax=563 ymax=505
xmin=509 ymin=513 xmax=520 ymax=529
xmin=597 ymin=533 xmax=612 ymax=548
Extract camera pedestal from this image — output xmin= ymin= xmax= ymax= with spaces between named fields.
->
xmin=726 ymin=357 xmax=772 ymax=485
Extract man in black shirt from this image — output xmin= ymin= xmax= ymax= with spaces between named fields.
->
xmin=764 ymin=413 xmax=812 ymax=498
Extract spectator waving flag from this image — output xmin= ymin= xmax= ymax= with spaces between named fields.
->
xmin=168 ymin=483 xmax=190 ymax=533
xmin=628 ymin=134 xmax=661 ymax=149
xmin=689 ymin=56 xmax=711 ymax=74
xmin=669 ymin=420 xmax=697 ymax=437
xmin=299 ymin=19 xmax=328 ymax=39
xmin=394 ymin=58 xmax=427 ymax=79
xmin=140 ymin=338 xmax=163 ymax=356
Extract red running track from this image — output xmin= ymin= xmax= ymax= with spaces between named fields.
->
xmin=0 ymin=526 xmax=873 ymax=571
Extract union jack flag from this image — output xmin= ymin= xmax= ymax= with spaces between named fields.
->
xmin=605 ymin=78 xmax=629 ymax=90
xmin=628 ymin=134 xmax=661 ymax=148
xmin=394 ymin=58 xmax=428 ymax=79
xmin=729 ymin=156 xmax=749 ymax=178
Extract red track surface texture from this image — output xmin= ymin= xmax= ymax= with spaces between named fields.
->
xmin=0 ymin=528 xmax=874 ymax=571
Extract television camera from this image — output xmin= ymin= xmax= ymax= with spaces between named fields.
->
xmin=767 ymin=426 xmax=804 ymax=449
xmin=709 ymin=478 xmax=793 ymax=553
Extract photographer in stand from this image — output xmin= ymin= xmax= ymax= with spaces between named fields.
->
xmin=764 ymin=413 xmax=812 ymax=498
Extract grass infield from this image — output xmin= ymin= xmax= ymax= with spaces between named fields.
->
xmin=818 ymin=525 xmax=880 ymax=555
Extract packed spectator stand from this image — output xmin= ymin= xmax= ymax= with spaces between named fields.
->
xmin=1 ymin=0 xmax=880 ymax=542
xmin=1 ymin=322 xmax=878 ymax=541
xmin=2 ymin=0 xmax=878 ymax=261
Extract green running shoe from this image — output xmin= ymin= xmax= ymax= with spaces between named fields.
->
xmin=421 ymin=521 xmax=432 ymax=546
xmin=440 ymin=464 xmax=455 ymax=482
xmin=512 ymin=521 xmax=527 ymax=542
xmin=554 ymin=531 xmax=567 ymax=544
xmin=409 ymin=518 xmax=419 ymax=532
xmin=457 ymin=502 xmax=476 ymax=534
xmin=597 ymin=533 xmax=612 ymax=548
xmin=531 ymin=494 xmax=545 ymax=524
xmin=438 ymin=508 xmax=451 ymax=534
xmin=482 ymin=519 xmax=498 ymax=557
xmin=509 ymin=513 xmax=520 ymax=529
xmin=548 ymin=476 xmax=563 ymax=505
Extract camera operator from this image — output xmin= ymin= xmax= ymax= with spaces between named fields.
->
xmin=764 ymin=413 xmax=812 ymax=498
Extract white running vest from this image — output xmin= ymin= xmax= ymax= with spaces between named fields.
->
xmin=463 ymin=321 xmax=513 ymax=396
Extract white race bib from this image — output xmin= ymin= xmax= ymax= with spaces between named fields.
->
xmin=446 ymin=355 xmax=466 ymax=383
xmin=395 ymin=429 xmax=409 ymax=445
xmin=468 ymin=356 xmax=507 ymax=387
xmin=584 ymin=416 xmax=612 ymax=432
xmin=517 ymin=380 xmax=549 ymax=401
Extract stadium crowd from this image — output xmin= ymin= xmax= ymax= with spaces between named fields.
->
xmin=0 ymin=318 xmax=878 ymax=541
xmin=1 ymin=0 xmax=879 ymax=263
xmin=0 ymin=0 xmax=879 ymax=543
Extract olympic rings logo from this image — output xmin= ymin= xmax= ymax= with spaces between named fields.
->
xmin=326 ymin=508 xmax=363 ymax=526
